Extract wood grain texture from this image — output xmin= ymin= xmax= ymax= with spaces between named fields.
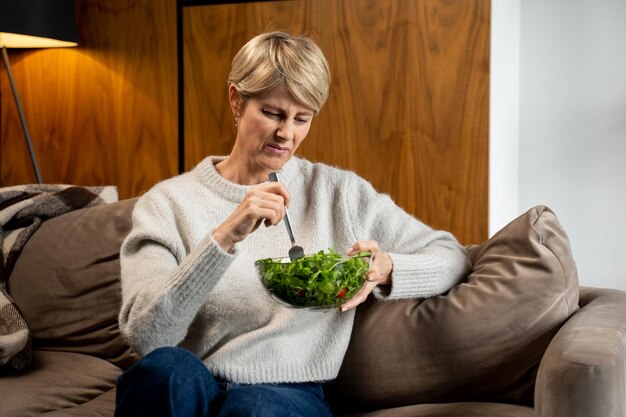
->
xmin=183 ymin=0 xmax=490 ymax=244
xmin=0 ymin=0 xmax=178 ymax=199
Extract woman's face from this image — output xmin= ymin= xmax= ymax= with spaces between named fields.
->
xmin=230 ymin=85 xmax=315 ymax=180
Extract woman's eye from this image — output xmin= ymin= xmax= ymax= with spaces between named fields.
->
xmin=263 ymin=110 xmax=281 ymax=119
xmin=295 ymin=118 xmax=310 ymax=125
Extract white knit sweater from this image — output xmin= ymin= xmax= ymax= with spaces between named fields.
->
xmin=118 ymin=156 xmax=470 ymax=383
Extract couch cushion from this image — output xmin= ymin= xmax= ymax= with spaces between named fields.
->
xmin=340 ymin=402 xmax=534 ymax=417
xmin=7 ymin=199 xmax=139 ymax=369
xmin=42 ymin=389 xmax=116 ymax=417
xmin=326 ymin=206 xmax=579 ymax=413
xmin=0 ymin=350 xmax=120 ymax=417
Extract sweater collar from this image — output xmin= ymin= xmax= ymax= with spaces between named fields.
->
xmin=195 ymin=155 xmax=300 ymax=203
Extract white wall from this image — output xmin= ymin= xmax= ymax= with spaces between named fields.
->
xmin=489 ymin=0 xmax=521 ymax=236
xmin=491 ymin=0 xmax=626 ymax=290
xmin=519 ymin=0 xmax=626 ymax=290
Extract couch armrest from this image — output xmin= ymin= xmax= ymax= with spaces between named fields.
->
xmin=535 ymin=287 xmax=626 ymax=417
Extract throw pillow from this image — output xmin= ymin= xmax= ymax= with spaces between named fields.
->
xmin=8 ymin=198 xmax=139 ymax=369
xmin=326 ymin=205 xmax=579 ymax=413
xmin=1 ymin=184 xmax=118 ymax=371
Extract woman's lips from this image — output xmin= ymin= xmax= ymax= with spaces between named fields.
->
xmin=266 ymin=143 xmax=289 ymax=154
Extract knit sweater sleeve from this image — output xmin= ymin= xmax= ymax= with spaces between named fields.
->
xmin=118 ymin=190 xmax=236 ymax=356
xmin=343 ymin=172 xmax=471 ymax=299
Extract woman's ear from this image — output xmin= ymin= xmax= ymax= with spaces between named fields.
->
xmin=228 ymin=84 xmax=242 ymax=118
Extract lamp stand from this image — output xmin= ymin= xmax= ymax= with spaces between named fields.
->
xmin=1 ymin=46 xmax=42 ymax=184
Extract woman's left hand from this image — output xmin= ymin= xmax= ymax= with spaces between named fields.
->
xmin=340 ymin=240 xmax=393 ymax=312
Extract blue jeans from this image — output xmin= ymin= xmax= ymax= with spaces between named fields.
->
xmin=114 ymin=347 xmax=334 ymax=417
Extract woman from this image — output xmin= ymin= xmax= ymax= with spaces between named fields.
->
xmin=115 ymin=31 xmax=470 ymax=417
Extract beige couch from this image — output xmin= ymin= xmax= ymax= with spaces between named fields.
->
xmin=1 ymin=198 xmax=625 ymax=417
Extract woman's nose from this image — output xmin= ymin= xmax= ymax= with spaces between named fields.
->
xmin=276 ymin=119 xmax=294 ymax=141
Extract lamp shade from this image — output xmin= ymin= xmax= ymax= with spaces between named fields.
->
xmin=0 ymin=0 xmax=79 ymax=48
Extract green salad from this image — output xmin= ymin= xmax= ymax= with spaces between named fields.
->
xmin=256 ymin=249 xmax=371 ymax=308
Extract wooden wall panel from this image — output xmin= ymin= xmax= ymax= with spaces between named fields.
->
xmin=183 ymin=0 xmax=490 ymax=245
xmin=0 ymin=0 xmax=177 ymax=199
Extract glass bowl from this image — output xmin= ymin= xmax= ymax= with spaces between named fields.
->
xmin=255 ymin=251 xmax=371 ymax=310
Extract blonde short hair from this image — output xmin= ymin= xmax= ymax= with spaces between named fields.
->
xmin=228 ymin=31 xmax=331 ymax=113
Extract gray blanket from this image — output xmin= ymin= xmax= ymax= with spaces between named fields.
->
xmin=0 ymin=184 xmax=117 ymax=371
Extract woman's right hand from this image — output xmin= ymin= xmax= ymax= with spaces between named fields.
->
xmin=211 ymin=182 xmax=290 ymax=252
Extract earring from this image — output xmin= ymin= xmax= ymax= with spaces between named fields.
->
xmin=235 ymin=116 xmax=239 ymax=127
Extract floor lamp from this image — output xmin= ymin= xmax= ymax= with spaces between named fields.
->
xmin=0 ymin=0 xmax=79 ymax=184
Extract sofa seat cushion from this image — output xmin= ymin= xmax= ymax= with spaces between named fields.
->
xmin=8 ymin=199 xmax=139 ymax=369
xmin=327 ymin=206 xmax=580 ymax=413
xmin=0 ymin=350 xmax=120 ymax=417
xmin=42 ymin=389 xmax=116 ymax=417
xmin=341 ymin=402 xmax=534 ymax=417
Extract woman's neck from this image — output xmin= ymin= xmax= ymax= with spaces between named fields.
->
xmin=214 ymin=156 xmax=268 ymax=186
